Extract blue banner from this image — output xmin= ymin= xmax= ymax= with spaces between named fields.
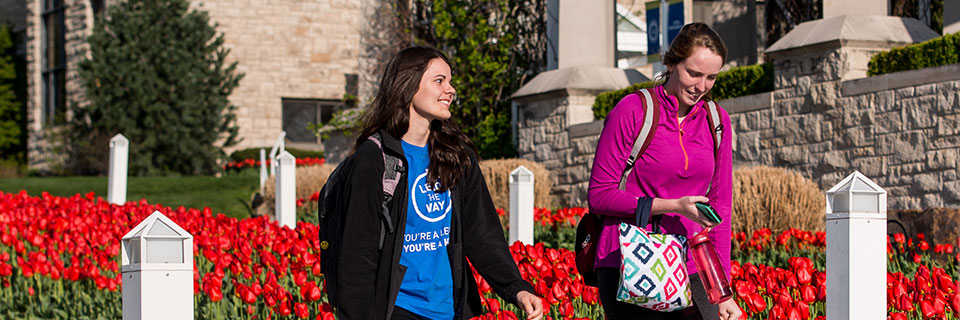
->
xmin=667 ymin=0 xmax=684 ymax=46
xmin=646 ymin=1 xmax=660 ymax=55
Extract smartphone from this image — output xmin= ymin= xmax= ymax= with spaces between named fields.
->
xmin=695 ymin=202 xmax=722 ymax=224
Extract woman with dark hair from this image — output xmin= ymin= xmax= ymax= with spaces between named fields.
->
xmin=331 ymin=46 xmax=543 ymax=320
xmin=588 ymin=23 xmax=743 ymax=320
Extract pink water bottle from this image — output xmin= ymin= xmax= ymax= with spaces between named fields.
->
xmin=689 ymin=228 xmax=733 ymax=304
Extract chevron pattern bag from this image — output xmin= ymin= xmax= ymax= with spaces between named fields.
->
xmin=616 ymin=198 xmax=693 ymax=311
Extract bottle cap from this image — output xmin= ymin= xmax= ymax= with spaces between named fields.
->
xmin=689 ymin=227 xmax=712 ymax=246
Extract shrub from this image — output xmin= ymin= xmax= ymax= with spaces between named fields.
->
xmin=229 ymin=147 xmax=324 ymax=163
xmin=591 ymin=63 xmax=774 ymax=120
xmin=711 ymin=63 xmax=774 ymax=101
xmin=72 ymin=0 xmax=242 ymax=175
xmin=868 ymin=32 xmax=960 ymax=76
xmin=732 ymin=165 xmax=824 ymax=234
xmin=478 ymin=158 xmax=553 ymax=211
xmin=259 ymin=164 xmax=336 ymax=217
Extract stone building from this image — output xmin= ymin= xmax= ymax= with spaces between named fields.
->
xmin=6 ymin=0 xmax=377 ymax=172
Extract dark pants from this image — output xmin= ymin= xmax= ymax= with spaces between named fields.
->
xmin=597 ymin=267 xmax=719 ymax=320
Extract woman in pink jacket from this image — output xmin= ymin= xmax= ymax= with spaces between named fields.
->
xmin=588 ymin=23 xmax=742 ymax=320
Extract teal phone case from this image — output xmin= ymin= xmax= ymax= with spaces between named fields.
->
xmin=696 ymin=202 xmax=722 ymax=224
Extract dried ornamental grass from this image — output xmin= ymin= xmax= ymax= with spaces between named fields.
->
xmin=260 ymin=164 xmax=336 ymax=216
xmin=479 ymin=159 xmax=554 ymax=211
xmin=732 ymin=165 xmax=825 ymax=234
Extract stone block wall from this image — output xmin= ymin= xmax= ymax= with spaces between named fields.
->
xmin=193 ymin=0 xmax=363 ymax=151
xmin=25 ymin=0 xmax=94 ymax=172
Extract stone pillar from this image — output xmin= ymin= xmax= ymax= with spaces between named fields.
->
xmin=946 ymin=0 xmax=960 ymax=35
xmin=558 ymin=0 xmax=615 ymax=68
xmin=823 ymin=0 xmax=888 ymax=18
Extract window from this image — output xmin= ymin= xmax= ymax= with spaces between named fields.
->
xmin=281 ymin=99 xmax=342 ymax=143
xmin=42 ymin=0 xmax=66 ymax=126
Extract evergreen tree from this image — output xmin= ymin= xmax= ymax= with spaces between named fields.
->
xmin=73 ymin=0 xmax=242 ymax=175
xmin=0 ymin=25 xmax=24 ymax=161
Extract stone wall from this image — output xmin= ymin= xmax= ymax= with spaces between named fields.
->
xmin=25 ymin=0 xmax=94 ymax=172
xmin=519 ymin=52 xmax=960 ymax=210
xmin=192 ymin=0 xmax=363 ymax=151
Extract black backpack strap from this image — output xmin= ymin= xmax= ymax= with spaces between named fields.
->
xmin=367 ymin=133 xmax=406 ymax=249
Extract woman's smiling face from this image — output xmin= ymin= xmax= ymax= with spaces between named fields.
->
xmin=664 ymin=46 xmax=723 ymax=109
xmin=410 ymin=58 xmax=456 ymax=122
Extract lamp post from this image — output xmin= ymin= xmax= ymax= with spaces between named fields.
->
xmin=108 ymin=134 xmax=129 ymax=205
xmin=275 ymin=151 xmax=296 ymax=229
xmin=825 ymin=171 xmax=886 ymax=320
xmin=509 ymin=165 xmax=534 ymax=245
xmin=121 ymin=211 xmax=193 ymax=320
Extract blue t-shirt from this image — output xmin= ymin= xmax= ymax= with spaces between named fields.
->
xmin=394 ymin=141 xmax=454 ymax=319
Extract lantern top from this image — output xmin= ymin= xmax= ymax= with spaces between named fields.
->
xmin=510 ymin=165 xmax=533 ymax=183
xmin=122 ymin=211 xmax=191 ymax=241
xmin=826 ymin=171 xmax=884 ymax=195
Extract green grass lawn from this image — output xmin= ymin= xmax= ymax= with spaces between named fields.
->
xmin=0 ymin=170 xmax=260 ymax=219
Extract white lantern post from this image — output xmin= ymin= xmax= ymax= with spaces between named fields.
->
xmin=108 ymin=134 xmax=129 ymax=205
xmin=825 ymin=171 xmax=886 ymax=320
xmin=259 ymin=148 xmax=267 ymax=190
xmin=509 ymin=166 xmax=534 ymax=245
xmin=268 ymin=131 xmax=286 ymax=176
xmin=275 ymin=151 xmax=297 ymax=229
xmin=121 ymin=211 xmax=193 ymax=320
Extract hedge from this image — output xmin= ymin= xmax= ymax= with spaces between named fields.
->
xmin=592 ymin=63 xmax=773 ymax=120
xmin=867 ymin=32 xmax=960 ymax=76
xmin=229 ymin=147 xmax=324 ymax=162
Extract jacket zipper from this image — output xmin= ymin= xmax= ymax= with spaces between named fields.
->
xmin=677 ymin=107 xmax=700 ymax=171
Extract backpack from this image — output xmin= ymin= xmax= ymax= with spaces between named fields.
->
xmin=574 ymin=88 xmax=724 ymax=287
xmin=317 ymin=132 xmax=406 ymax=306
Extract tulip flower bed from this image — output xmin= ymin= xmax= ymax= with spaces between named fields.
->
xmin=3 ymin=190 xmax=960 ymax=319
xmin=223 ymin=157 xmax=326 ymax=172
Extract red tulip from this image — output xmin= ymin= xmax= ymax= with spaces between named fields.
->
xmin=920 ymin=299 xmax=936 ymax=318
xmin=801 ymin=285 xmax=817 ymax=303
xmin=889 ymin=312 xmax=907 ymax=320
xmin=295 ymin=302 xmax=309 ymax=319
xmin=486 ymin=298 xmax=501 ymax=313
xmin=949 ymin=293 xmax=960 ymax=315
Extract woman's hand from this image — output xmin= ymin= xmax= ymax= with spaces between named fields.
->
xmin=516 ymin=291 xmax=544 ymax=320
xmin=667 ymin=196 xmax=717 ymax=227
xmin=718 ymin=298 xmax=743 ymax=320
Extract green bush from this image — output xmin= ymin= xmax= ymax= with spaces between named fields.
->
xmin=592 ymin=63 xmax=773 ymax=120
xmin=868 ymin=32 xmax=960 ymax=76
xmin=712 ymin=63 xmax=774 ymax=101
xmin=229 ymin=147 xmax=324 ymax=162
xmin=592 ymin=81 xmax=656 ymax=119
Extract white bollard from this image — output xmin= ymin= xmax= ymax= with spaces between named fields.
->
xmin=268 ymin=131 xmax=286 ymax=176
xmin=121 ymin=211 xmax=193 ymax=320
xmin=275 ymin=151 xmax=296 ymax=229
xmin=108 ymin=134 xmax=129 ymax=205
xmin=825 ymin=171 xmax=886 ymax=320
xmin=259 ymin=148 xmax=267 ymax=190
xmin=509 ymin=166 xmax=535 ymax=245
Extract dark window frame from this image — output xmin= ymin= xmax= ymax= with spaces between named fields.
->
xmin=41 ymin=0 xmax=67 ymax=127
xmin=281 ymin=98 xmax=344 ymax=144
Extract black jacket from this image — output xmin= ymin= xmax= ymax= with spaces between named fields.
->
xmin=333 ymin=130 xmax=535 ymax=319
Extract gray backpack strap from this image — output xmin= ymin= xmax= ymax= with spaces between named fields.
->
xmin=704 ymin=100 xmax=723 ymax=194
xmin=619 ymin=88 xmax=659 ymax=191
xmin=367 ymin=133 xmax=405 ymax=249
xmin=706 ymin=101 xmax=723 ymax=154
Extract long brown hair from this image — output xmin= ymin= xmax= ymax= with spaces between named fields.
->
xmin=355 ymin=46 xmax=474 ymax=192
xmin=655 ymin=23 xmax=727 ymax=100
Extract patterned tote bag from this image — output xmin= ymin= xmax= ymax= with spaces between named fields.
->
xmin=616 ymin=198 xmax=693 ymax=311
